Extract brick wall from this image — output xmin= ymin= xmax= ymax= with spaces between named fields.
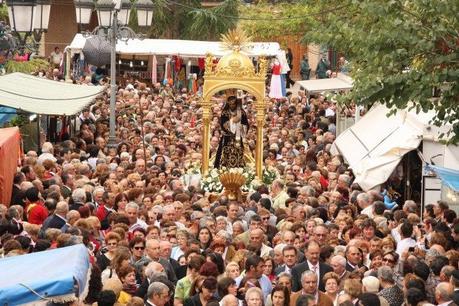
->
xmin=43 ymin=1 xmax=98 ymax=56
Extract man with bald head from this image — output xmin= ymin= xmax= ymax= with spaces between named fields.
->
xmin=38 ymin=201 xmax=68 ymax=237
xmin=135 ymin=159 xmax=146 ymax=176
xmin=249 ymin=228 xmax=272 ymax=257
xmin=221 ymin=295 xmax=239 ymax=306
xmin=135 ymin=261 xmax=168 ymax=301
xmin=330 ymin=255 xmax=349 ymax=290
xmin=345 ymin=245 xmax=363 ymax=272
xmin=290 ymin=271 xmax=333 ymax=306
xmin=160 ymin=240 xmax=182 ymax=278
xmin=435 ymin=282 xmax=454 ymax=306
xmin=135 ymin=239 xmax=177 ymax=284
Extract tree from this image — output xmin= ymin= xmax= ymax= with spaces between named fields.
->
xmin=239 ymin=0 xmax=314 ymax=39
xmin=129 ymin=0 xmax=239 ymax=40
xmin=241 ymin=0 xmax=459 ymax=142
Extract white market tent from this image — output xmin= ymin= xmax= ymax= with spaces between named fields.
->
xmin=291 ymin=73 xmax=353 ymax=96
xmin=0 ymin=73 xmax=106 ymax=115
xmin=68 ymin=34 xmax=284 ymax=58
xmin=331 ymin=104 xmax=441 ymax=191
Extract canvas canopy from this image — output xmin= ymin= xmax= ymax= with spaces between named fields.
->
xmin=69 ymin=34 xmax=284 ymax=59
xmin=0 ymin=73 xmax=106 ymax=115
xmin=426 ymin=165 xmax=459 ymax=192
xmin=291 ymin=73 xmax=353 ymax=96
xmin=0 ymin=244 xmax=90 ymax=305
xmin=331 ymin=104 xmax=440 ymax=191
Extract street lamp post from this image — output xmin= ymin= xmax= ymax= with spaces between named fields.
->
xmin=74 ymin=0 xmax=154 ymax=148
xmin=4 ymin=0 xmax=51 ymax=52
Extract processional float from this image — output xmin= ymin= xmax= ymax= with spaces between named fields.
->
xmin=200 ymin=29 xmax=268 ymax=199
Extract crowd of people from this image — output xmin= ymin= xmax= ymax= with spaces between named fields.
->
xmin=0 ymin=70 xmax=459 ymax=306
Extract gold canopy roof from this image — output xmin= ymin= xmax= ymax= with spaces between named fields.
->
xmin=204 ymin=28 xmax=267 ymax=80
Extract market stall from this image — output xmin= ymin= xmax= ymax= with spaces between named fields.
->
xmin=0 ymin=72 xmax=106 ymax=116
xmin=0 ymin=72 xmax=106 ymax=151
xmin=67 ymin=34 xmax=285 ymax=84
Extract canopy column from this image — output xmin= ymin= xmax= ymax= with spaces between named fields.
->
xmin=201 ymin=98 xmax=212 ymax=176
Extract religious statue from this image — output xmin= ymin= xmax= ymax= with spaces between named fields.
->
xmin=214 ymin=95 xmax=249 ymax=169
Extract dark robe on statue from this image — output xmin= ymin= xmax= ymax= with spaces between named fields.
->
xmin=214 ymin=98 xmax=249 ymax=169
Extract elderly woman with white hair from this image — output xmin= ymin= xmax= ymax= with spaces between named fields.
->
xmin=245 ymin=287 xmax=264 ymax=306
xmin=37 ymin=142 xmax=56 ymax=165
xmin=216 ymin=216 xmax=232 ymax=234
xmin=232 ymin=221 xmax=245 ymax=238
xmin=213 ymin=229 xmax=236 ymax=263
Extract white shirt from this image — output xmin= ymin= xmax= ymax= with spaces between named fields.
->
xmin=170 ymin=246 xmax=185 ymax=261
xmin=361 ymin=205 xmax=374 ymax=218
xmin=235 ymin=274 xmax=272 ymax=299
xmin=129 ymin=218 xmax=148 ymax=232
xmin=37 ymin=152 xmax=57 ymax=165
xmin=307 ymin=260 xmax=320 ymax=286
xmin=396 ymin=237 xmax=417 ymax=256
xmin=260 ymin=243 xmax=273 ymax=258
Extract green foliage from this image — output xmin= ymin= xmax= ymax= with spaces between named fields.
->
xmin=129 ymin=0 xmax=238 ymax=40
xmin=304 ymin=0 xmax=459 ymax=142
xmin=187 ymin=0 xmax=239 ymax=40
xmin=6 ymin=114 xmax=28 ymax=128
xmin=0 ymin=5 xmax=8 ymax=23
xmin=5 ymin=58 xmax=50 ymax=74
xmin=241 ymin=0 xmax=459 ymax=142
xmin=239 ymin=0 xmax=314 ymax=40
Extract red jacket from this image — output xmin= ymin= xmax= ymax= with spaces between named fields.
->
xmin=96 ymin=204 xmax=109 ymax=222
xmin=27 ymin=202 xmax=49 ymax=225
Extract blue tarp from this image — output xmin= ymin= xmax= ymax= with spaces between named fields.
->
xmin=426 ymin=164 xmax=459 ymax=192
xmin=0 ymin=244 xmax=90 ymax=305
xmin=0 ymin=106 xmax=16 ymax=126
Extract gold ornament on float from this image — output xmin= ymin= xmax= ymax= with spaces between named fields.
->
xmin=219 ymin=172 xmax=246 ymax=201
xmin=220 ymin=28 xmax=252 ymax=52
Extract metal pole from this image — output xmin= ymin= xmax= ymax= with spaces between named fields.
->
xmin=108 ymin=11 xmax=118 ymax=148
xmin=36 ymin=114 xmax=41 ymax=153
xmin=65 ymin=48 xmax=72 ymax=83
xmin=137 ymin=99 xmax=147 ymax=162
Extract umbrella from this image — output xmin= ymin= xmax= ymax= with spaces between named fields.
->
xmin=82 ymin=35 xmax=111 ymax=67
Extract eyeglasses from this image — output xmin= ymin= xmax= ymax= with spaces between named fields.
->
xmin=261 ymin=216 xmax=270 ymax=220
xmin=383 ymin=257 xmax=395 ymax=263
xmin=134 ymin=246 xmax=145 ymax=250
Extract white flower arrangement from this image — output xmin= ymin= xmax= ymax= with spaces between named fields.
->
xmin=186 ymin=161 xmax=202 ymax=175
xmin=197 ymin=165 xmax=279 ymax=193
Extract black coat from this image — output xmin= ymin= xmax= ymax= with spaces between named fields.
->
xmin=0 ymin=218 xmax=23 ymax=236
xmin=10 ymin=185 xmax=25 ymax=207
xmin=275 ymin=265 xmax=293 ymax=276
xmin=291 ymin=261 xmax=333 ymax=292
xmin=345 ymin=261 xmax=360 ymax=272
xmin=42 ymin=214 xmax=66 ymax=231
xmin=184 ymin=294 xmax=203 ymax=306
xmin=39 ymin=214 xmax=67 ymax=238
xmin=453 ymin=289 xmax=459 ymax=305
xmin=183 ymin=293 xmax=218 ymax=306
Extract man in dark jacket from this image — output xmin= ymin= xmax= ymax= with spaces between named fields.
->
xmin=291 ymin=240 xmax=333 ymax=292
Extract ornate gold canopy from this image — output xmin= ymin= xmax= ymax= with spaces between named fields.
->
xmin=201 ymin=28 xmax=268 ymax=178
